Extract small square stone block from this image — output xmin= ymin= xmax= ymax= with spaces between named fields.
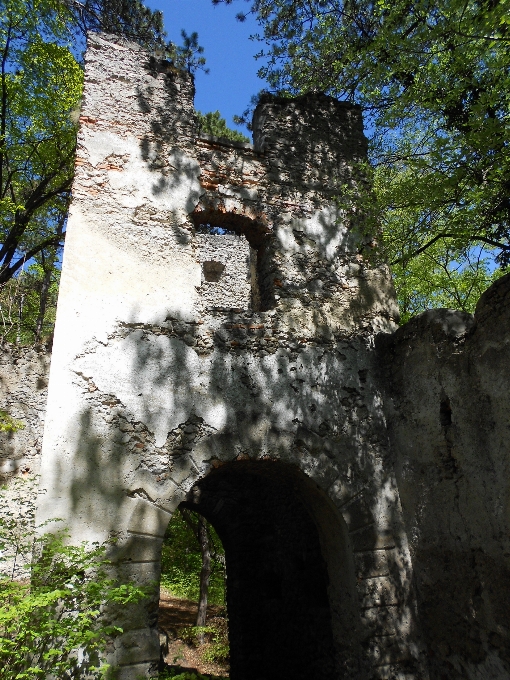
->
xmin=359 ymin=605 xmax=397 ymax=637
xmin=357 ymin=576 xmax=398 ymax=608
xmin=354 ymin=549 xmax=390 ymax=579
xmin=350 ymin=525 xmax=395 ymax=552
xmin=113 ymin=534 xmax=163 ymax=563
xmin=115 ymin=662 xmax=154 ymax=680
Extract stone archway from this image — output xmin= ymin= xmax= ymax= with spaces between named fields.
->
xmin=181 ymin=460 xmax=360 ymax=680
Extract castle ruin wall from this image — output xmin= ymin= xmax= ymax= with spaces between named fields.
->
xmin=33 ymin=32 xmax=422 ymax=680
xmin=0 ymin=30 xmax=507 ymax=680
xmin=377 ymin=273 xmax=510 ymax=680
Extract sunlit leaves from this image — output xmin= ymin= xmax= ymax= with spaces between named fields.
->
xmin=226 ymin=0 xmax=510 ymax=316
xmin=0 ymin=478 xmax=150 ymax=678
xmin=161 ymin=510 xmax=226 ymax=606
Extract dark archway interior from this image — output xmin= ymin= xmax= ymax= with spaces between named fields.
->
xmin=182 ymin=461 xmax=344 ymax=680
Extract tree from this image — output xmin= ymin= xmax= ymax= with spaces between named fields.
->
xmin=0 ymin=1 xmax=82 ymax=286
xmin=197 ymin=110 xmax=250 ymax=143
xmin=160 ymin=508 xmax=226 ymax=611
xmin=70 ymin=0 xmax=167 ymax=49
xmin=179 ymin=509 xmax=213 ymax=643
xmin=215 ymin=0 xmax=510 ymax=315
xmin=0 ymin=0 xmax=171 ymax=342
xmin=168 ymin=29 xmax=209 ymax=74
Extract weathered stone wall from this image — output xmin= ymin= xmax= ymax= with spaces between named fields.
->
xmin=195 ymin=232 xmax=252 ymax=310
xmin=35 ymin=32 xmax=422 ymax=680
xmin=0 ymin=344 xmax=50 ymax=478
xmin=377 ymin=272 xmax=510 ymax=680
xmin=0 ymin=344 xmax=51 ymax=576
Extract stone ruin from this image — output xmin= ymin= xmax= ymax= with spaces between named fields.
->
xmin=1 ymin=31 xmax=510 ymax=680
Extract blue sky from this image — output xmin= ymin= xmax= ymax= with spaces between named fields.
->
xmin=145 ymin=0 xmax=267 ymax=139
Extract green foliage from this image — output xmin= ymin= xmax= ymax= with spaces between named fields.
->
xmin=168 ymin=30 xmax=209 ymax=75
xmin=176 ymin=622 xmax=229 ymax=663
xmin=159 ymin=670 xmax=228 ymax=680
xmin=222 ymin=0 xmax=510 ymax=315
xmin=0 ymin=477 xmax=150 ymax=679
xmin=0 ymin=0 xmax=82 ymax=285
xmin=0 ymin=262 xmax=60 ymax=344
xmin=391 ymin=244 xmax=508 ymax=324
xmin=200 ymin=624 xmax=229 ymax=665
xmin=0 ymin=410 xmax=24 ymax=433
xmin=77 ymin=0 xmax=167 ymax=50
xmin=197 ymin=111 xmax=250 ymax=144
xmin=161 ymin=511 xmax=225 ymax=606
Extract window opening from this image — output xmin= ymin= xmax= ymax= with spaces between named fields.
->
xmin=196 ymin=224 xmax=236 ymax=237
xmin=191 ymin=209 xmax=274 ymax=311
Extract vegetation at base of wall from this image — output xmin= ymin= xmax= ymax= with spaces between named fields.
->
xmin=159 ymin=668 xmax=228 ymax=680
xmin=0 ymin=410 xmax=24 ymax=433
xmin=177 ymin=622 xmax=229 ymax=664
xmin=161 ymin=510 xmax=226 ymax=606
xmin=0 ymin=478 xmax=150 ymax=679
xmin=197 ymin=111 xmax=250 ymax=144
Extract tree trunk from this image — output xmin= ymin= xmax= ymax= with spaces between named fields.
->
xmin=34 ymin=216 xmax=64 ymax=343
xmin=196 ymin=514 xmax=212 ymax=643
xmin=16 ymin=291 xmax=24 ymax=344
xmin=34 ymin=261 xmax=52 ymax=343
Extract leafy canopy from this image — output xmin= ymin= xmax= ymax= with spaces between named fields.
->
xmin=0 ymin=0 xmax=82 ymax=285
xmin=197 ymin=110 xmax=250 ymax=143
xmin=216 ymin=0 xmax=510 ymax=315
xmin=161 ymin=509 xmax=226 ymax=606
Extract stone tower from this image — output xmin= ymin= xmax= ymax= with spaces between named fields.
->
xmin=36 ymin=32 xmax=428 ymax=679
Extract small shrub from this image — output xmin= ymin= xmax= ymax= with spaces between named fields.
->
xmin=0 ymin=479 xmax=150 ymax=679
xmin=0 ymin=409 xmax=24 ymax=433
xmin=200 ymin=618 xmax=229 ymax=664
xmin=201 ymin=639 xmax=230 ymax=665
xmin=175 ymin=620 xmax=229 ymax=665
xmin=177 ymin=625 xmax=215 ymax=646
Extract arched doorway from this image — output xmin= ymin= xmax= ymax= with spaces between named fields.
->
xmin=174 ymin=460 xmax=361 ymax=680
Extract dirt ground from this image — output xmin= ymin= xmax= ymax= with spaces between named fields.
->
xmin=158 ymin=590 xmax=229 ymax=678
